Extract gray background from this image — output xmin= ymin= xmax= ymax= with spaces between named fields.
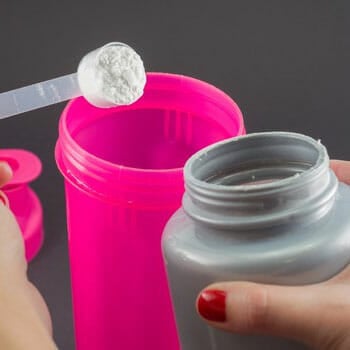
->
xmin=1 ymin=1 xmax=350 ymax=349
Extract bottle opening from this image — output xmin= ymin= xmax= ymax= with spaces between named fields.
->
xmin=56 ymin=73 xmax=245 ymax=204
xmin=188 ymin=132 xmax=322 ymax=191
xmin=183 ymin=132 xmax=334 ymax=229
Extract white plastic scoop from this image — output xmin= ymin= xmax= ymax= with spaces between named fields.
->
xmin=0 ymin=42 xmax=146 ymax=119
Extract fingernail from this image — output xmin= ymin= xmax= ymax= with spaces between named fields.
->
xmin=197 ymin=289 xmax=227 ymax=322
xmin=0 ymin=191 xmax=9 ymax=207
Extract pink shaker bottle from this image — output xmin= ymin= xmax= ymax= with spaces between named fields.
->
xmin=0 ymin=149 xmax=43 ymax=261
xmin=55 ymin=73 xmax=245 ymax=350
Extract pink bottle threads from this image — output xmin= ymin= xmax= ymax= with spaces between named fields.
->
xmin=55 ymin=73 xmax=245 ymax=350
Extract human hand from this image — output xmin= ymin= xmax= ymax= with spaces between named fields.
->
xmin=196 ymin=160 xmax=350 ymax=350
xmin=0 ymin=162 xmax=57 ymax=349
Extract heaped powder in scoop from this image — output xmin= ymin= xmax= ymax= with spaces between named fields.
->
xmin=77 ymin=42 xmax=146 ymax=108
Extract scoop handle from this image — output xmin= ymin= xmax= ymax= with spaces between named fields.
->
xmin=0 ymin=73 xmax=81 ymax=119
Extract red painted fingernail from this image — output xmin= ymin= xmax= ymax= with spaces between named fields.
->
xmin=197 ymin=289 xmax=226 ymax=322
xmin=0 ymin=191 xmax=9 ymax=207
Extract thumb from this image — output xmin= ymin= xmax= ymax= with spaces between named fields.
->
xmin=197 ymin=281 xmax=350 ymax=349
xmin=0 ymin=203 xmax=27 ymax=281
xmin=330 ymin=160 xmax=350 ymax=184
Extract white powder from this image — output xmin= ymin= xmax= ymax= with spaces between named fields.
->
xmin=77 ymin=42 xmax=146 ymax=108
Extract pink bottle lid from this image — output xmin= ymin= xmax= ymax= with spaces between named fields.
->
xmin=0 ymin=149 xmax=43 ymax=261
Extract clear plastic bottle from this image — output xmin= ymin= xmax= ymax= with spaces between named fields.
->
xmin=162 ymin=132 xmax=350 ymax=350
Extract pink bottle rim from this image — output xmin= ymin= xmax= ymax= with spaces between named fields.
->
xmin=55 ymin=73 xmax=245 ymax=205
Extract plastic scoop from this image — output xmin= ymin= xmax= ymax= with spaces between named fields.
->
xmin=0 ymin=42 xmax=146 ymax=119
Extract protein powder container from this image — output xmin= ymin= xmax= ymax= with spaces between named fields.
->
xmin=162 ymin=131 xmax=350 ymax=350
